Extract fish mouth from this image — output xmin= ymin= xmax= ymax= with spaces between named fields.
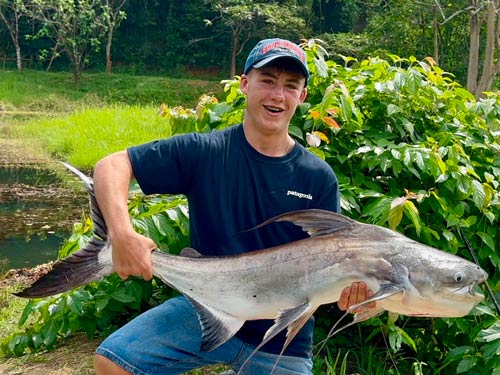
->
xmin=453 ymin=283 xmax=485 ymax=300
xmin=467 ymin=283 xmax=485 ymax=300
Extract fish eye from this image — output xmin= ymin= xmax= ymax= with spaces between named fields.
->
xmin=454 ymin=272 xmax=464 ymax=283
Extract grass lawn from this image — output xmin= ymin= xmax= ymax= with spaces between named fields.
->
xmin=0 ymin=69 xmax=231 ymax=374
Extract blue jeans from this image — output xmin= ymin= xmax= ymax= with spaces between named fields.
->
xmin=95 ymin=296 xmax=313 ymax=375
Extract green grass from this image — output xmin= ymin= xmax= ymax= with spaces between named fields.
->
xmin=0 ymin=69 xmax=225 ymax=169
xmin=11 ymin=105 xmax=174 ymax=169
xmin=0 ymin=69 xmax=223 ymax=111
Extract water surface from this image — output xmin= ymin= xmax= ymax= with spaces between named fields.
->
xmin=0 ymin=166 xmax=86 ymax=270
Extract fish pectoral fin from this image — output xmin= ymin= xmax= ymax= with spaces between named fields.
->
xmin=180 ymin=247 xmax=203 ymax=258
xmin=236 ymin=301 xmax=316 ymax=375
xmin=186 ymin=297 xmax=244 ymax=352
xmin=316 ymin=284 xmax=404 ymax=355
xmin=283 ymin=306 xmax=316 ymax=349
xmin=263 ymin=301 xmax=314 ymax=343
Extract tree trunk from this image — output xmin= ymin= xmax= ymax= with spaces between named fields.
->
xmin=466 ymin=0 xmax=480 ymax=96
xmin=106 ymin=25 xmax=114 ymax=73
xmin=432 ymin=4 xmax=439 ymax=64
xmin=230 ymin=30 xmax=238 ymax=78
xmin=0 ymin=11 xmax=22 ymax=71
xmin=475 ymin=0 xmax=498 ymax=96
xmin=15 ymin=43 xmax=22 ymax=71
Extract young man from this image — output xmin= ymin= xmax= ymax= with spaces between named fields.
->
xmin=93 ymin=38 xmax=371 ymax=375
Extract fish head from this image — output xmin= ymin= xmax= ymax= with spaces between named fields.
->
xmin=401 ymin=255 xmax=488 ymax=318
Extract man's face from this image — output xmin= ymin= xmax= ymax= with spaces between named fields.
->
xmin=240 ymin=64 xmax=307 ymax=136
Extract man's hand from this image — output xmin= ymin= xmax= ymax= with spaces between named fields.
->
xmin=110 ymin=229 xmax=157 ymax=281
xmin=338 ymin=282 xmax=376 ymax=312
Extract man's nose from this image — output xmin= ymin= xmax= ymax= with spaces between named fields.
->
xmin=270 ymin=84 xmax=285 ymax=99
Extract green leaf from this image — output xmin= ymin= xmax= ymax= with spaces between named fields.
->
xmin=478 ymin=321 xmax=500 ymax=342
xmin=95 ymin=297 xmax=109 ymax=313
xmin=288 ymin=126 xmax=303 ymax=140
xmin=111 ymin=288 xmax=137 ymax=303
xmin=18 ymin=299 xmax=38 ymax=326
xmin=471 ymin=180 xmax=486 ymax=209
xmin=389 ymin=197 xmax=404 ymax=229
xmin=42 ymin=319 xmax=59 ymax=347
xmin=455 ymin=174 xmax=471 ymax=195
xmin=66 ymin=294 xmax=84 ymax=315
xmin=307 ymin=147 xmax=325 ymax=160
xmin=403 ymin=200 xmax=421 ymax=235
xmin=446 ymin=346 xmax=473 ymax=360
xmin=478 ymin=232 xmax=495 ymax=251
xmin=456 ymin=357 xmax=476 ymax=373
xmin=387 ymin=103 xmax=402 ymax=116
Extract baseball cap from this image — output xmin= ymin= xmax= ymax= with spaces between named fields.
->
xmin=244 ymin=38 xmax=309 ymax=80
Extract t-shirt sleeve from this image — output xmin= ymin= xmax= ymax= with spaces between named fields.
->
xmin=127 ymin=133 xmax=202 ymax=195
xmin=316 ymin=168 xmax=341 ymax=213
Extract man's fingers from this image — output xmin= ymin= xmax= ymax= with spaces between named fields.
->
xmin=116 ymin=271 xmax=130 ymax=280
xmin=366 ymin=289 xmax=376 ymax=309
xmin=338 ymin=286 xmax=351 ymax=311
xmin=142 ymin=268 xmax=153 ymax=281
xmin=338 ymin=282 xmax=377 ymax=312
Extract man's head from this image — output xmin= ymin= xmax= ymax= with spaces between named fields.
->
xmin=240 ymin=39 xmax=308 ymax=139
xmin=244 ymin=38 xmax=309 ymax=85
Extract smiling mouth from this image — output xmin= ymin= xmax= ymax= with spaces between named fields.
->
xmin=264 ymin=105 xmax=284 ymax=113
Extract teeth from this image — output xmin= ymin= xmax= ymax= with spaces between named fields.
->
xmin=265 ymin=106 xmax=282 ymax=113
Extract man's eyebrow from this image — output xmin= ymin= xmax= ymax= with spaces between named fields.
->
xmin=258 ymin=69 xmax=303 ymax=84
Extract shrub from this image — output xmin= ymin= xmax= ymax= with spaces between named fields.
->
xmin=3 ymin=40 xmax=500 ymax=374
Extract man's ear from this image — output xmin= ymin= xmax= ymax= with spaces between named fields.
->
xmin=300 ymin=87 xmax=308 ymax=103
xmin=240 ymin=74 xmax=249 ymax=95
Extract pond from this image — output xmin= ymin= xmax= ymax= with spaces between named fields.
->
xmin=0 ymin=166 xmax=87 ymax=270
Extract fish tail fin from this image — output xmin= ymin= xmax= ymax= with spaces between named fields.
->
xmin=14 ymin=163 xmax=114 ymax=298
xmin=14 ymin=238 xmax=114 ymax=298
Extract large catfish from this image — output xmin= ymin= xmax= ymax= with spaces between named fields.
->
xmin=15 ymin=164 xmax=487 ymax=372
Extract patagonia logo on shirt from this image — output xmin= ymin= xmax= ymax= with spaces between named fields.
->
xmin=287 ymin=190 xmax=313 ymax=200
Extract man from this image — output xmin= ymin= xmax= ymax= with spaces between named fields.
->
xmin=93 ymin=38 xmax=371 ymax=375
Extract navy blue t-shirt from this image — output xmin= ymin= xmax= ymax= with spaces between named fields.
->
xmin=128 ymin=124 xmax=340 ymax=358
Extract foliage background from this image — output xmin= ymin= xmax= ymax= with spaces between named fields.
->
xmin=2 ymin=40 xmax=500 ymax=374
xmin=1 ymin=0 xmax=499 ymax=92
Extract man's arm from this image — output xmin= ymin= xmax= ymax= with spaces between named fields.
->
xmin=93 ymin=150 xmax=157 ymax=280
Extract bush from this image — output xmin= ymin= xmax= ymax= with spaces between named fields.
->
xmin=3 ymin=40 xmax=500 ymax=374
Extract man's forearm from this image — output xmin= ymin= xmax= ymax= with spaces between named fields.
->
xmin=93 ymin=150 xmax=135 ymax=240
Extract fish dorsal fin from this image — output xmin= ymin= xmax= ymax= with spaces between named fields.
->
xmin=255 ymin=209 xmax=356 ymax=237
xmin=237 ymin=301 xmax=316 ymax=375
xmin=185 ymin=297 xmax=244 ymax=352
xmin=180 ymin=247 xmax=203 ymax=258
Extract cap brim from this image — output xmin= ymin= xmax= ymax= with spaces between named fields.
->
xmin=252 ymin=55 xmax=309 ymax=79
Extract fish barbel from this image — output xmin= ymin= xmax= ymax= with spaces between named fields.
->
xmin=15 ymin=163 xmax=488 ymax=372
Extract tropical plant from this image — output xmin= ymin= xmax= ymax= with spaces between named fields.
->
xmin=3 ymin=39 xmax=500 ymax=374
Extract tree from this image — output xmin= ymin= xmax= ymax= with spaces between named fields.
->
xmin=29 ymin=0 xmax=109 ymax=83
xmin=361 ymin=0 xmax=500 ymax=97
xmin=466 ymin=0 xmax=500 ymax=97
xmin=204 ymin=0 xmax=308 ymax=77
xmin=103 ymin=0 xmax=127 ymax=73
xmin=0 ymin=0 xmax=27 ymax=71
